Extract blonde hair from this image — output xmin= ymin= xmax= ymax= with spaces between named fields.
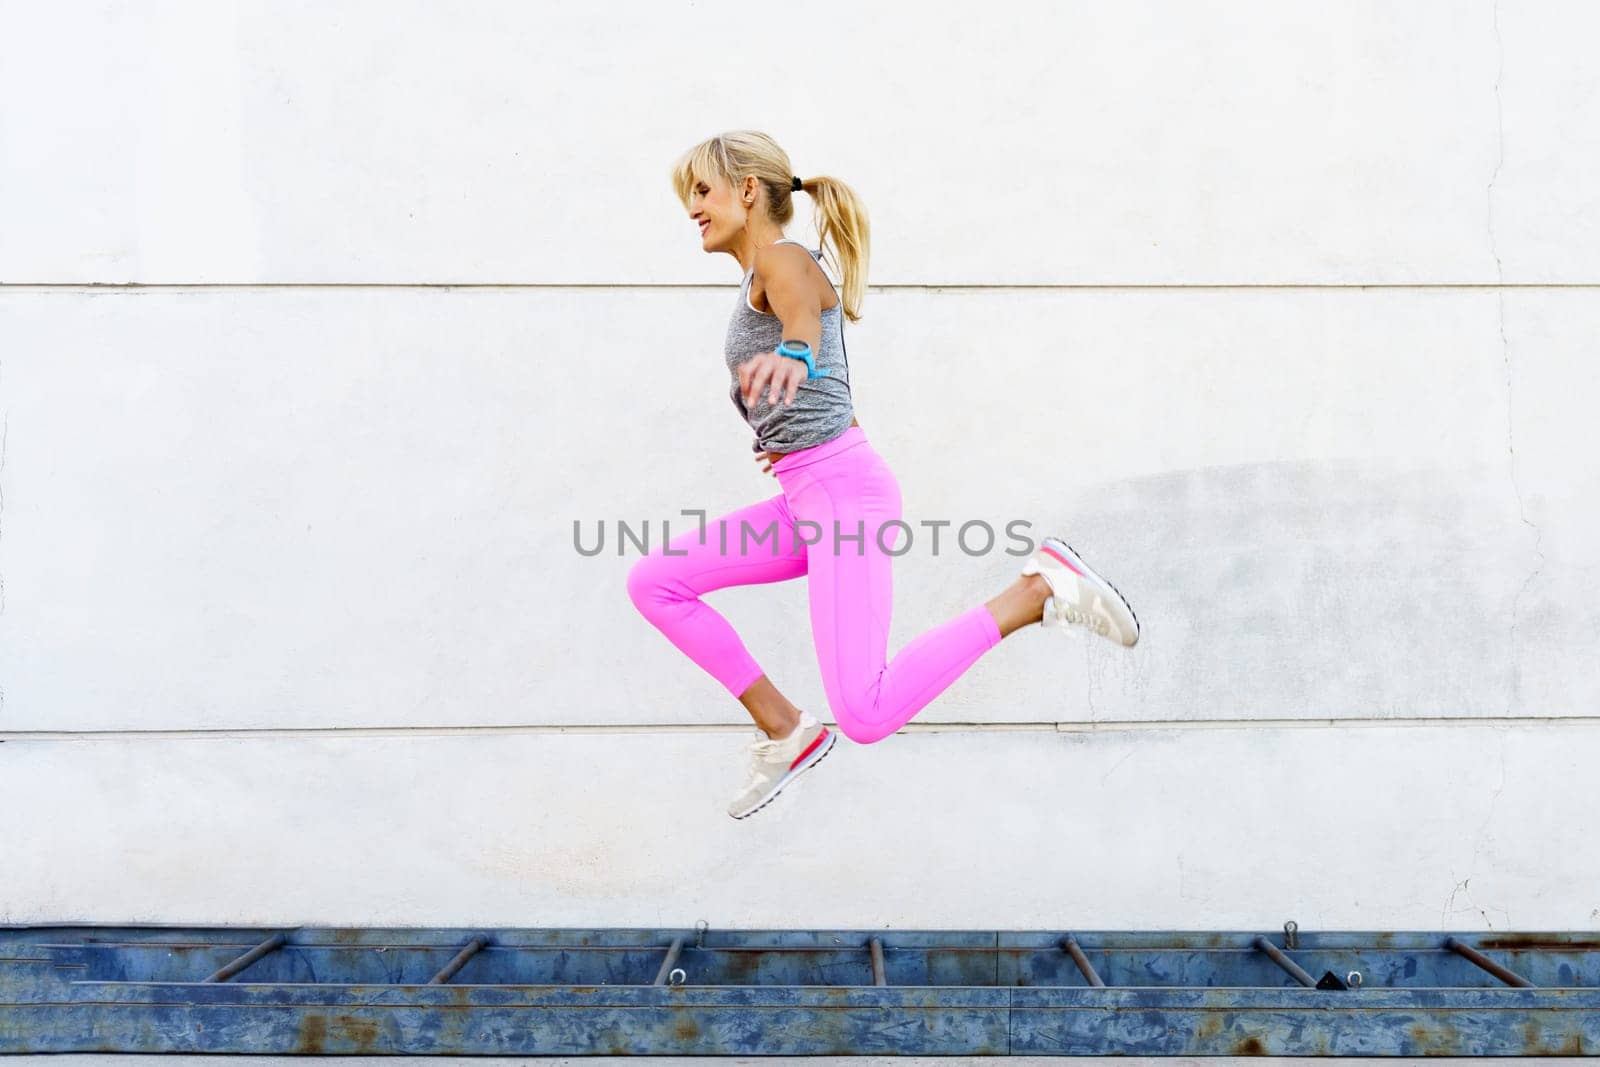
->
xmin=671 ymin=130 xmax=871 ymax=323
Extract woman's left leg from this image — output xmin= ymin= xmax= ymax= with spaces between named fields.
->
xmin=778 ymin=441 xmax=1004 ymax=745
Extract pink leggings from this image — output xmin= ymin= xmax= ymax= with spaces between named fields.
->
xmin=626 ymin=426 xmax=1002 ymax=744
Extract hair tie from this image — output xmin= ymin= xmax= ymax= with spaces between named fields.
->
xmin=791 ymin=175 xmax=803 ymax=192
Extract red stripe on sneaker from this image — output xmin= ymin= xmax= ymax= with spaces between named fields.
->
xmin=1040 ymin=545 xmax=1086 ymax=577
xmin=790 ymin=728 xmax=828 ymax=769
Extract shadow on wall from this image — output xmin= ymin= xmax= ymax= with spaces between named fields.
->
xmin=1024 ymin=455 xmax=1561 ymax=721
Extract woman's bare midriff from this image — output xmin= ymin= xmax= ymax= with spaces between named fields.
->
xmin=762 ymin=416 xmax=860 ymax=460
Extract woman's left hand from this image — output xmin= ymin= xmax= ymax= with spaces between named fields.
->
xmin=754 ymin=450 xmax=778 ymax=476
xmin=739 ymin=350 xmax=808 ymax=409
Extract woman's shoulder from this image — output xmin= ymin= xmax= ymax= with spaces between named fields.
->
xmin=752 ymin=241 xmax=835 ymax=309
xmin=752 ymin=239 xmax=819 ymax=273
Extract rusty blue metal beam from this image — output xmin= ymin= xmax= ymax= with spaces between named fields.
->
xmin=7 ymin=980 xmax=1598 ymax=1055
xmin=5 ymin=926 xmax=1598 ymax=1055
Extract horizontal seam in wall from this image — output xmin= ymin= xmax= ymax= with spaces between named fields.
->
xmin=1 ymin=714 xmax=1592 ymax=743
xmin=2 ymin=282 xmax=1600 ymax=292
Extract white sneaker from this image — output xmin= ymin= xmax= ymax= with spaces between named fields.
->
xmin=1021 ymin=536 xmax=1140 ymax=647
xmin=727 ymin=711 xmax=836 ymax=820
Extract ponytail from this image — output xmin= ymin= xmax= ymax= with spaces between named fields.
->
xmin=800 ymin=175 xmax=870 ymax=323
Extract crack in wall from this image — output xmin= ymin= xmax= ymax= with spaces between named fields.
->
xmin=1469 ymin=729 xmax=1510 ymax=927
xmin=0 ymin=389 xmax=7 ymax=620
xmin=1443 ymin=875 xmax=1472 ymax=929
xmin=1444 ymin=729 xmax=1511 ymax=930
xmin=1 ymin=363 xmax=8 ymax=711
xmin=1083 ymin=636 xmax=1097 ymax=721
xmin=1100 ymin=748 xmax=1135 ymax=787
xmin=1488 ymin=0 xmax=1545 ymax=715
xmin=1473 ymin=729 xmax=1509 ymax=870
xmin=0 ymin=403 xmax=7 ymax=651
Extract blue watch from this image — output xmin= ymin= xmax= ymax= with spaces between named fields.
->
xmin=777 ymin=338 xmax=830 ymax=378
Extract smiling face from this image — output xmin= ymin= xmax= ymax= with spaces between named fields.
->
xmin=687 ymin=172 xmax=746 ymax=253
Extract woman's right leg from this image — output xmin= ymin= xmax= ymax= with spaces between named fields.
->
xmin=780 ymin=442 xmax=1009 ymax=746
xmin=626 ymin=493 xmax=811 ymax=736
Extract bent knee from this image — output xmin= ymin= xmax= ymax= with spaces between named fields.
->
xmin=828 ymin=703 xmax=894 ymax=746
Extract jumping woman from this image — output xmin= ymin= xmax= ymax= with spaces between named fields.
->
xmin=627 ymin=130 xmax=1140 ymax=820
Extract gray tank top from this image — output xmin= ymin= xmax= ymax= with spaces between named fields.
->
xmin=723 ymin=238 xmax=853 ymax=454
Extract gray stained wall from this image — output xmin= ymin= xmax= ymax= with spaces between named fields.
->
xmin=0 ymin=0 xmax=1596 ymax=929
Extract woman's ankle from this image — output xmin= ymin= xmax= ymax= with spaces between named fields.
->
xmin=763 ymin=713 xmax=801 ymax=740
xmin=987 ymin=575 xmax=1052 ymax=638
xmin=739 ymin=677 xmax=804 ymax=738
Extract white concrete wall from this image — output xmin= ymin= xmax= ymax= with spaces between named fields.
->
xmin=2 ymin=0 xmax=1597 ymax=931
